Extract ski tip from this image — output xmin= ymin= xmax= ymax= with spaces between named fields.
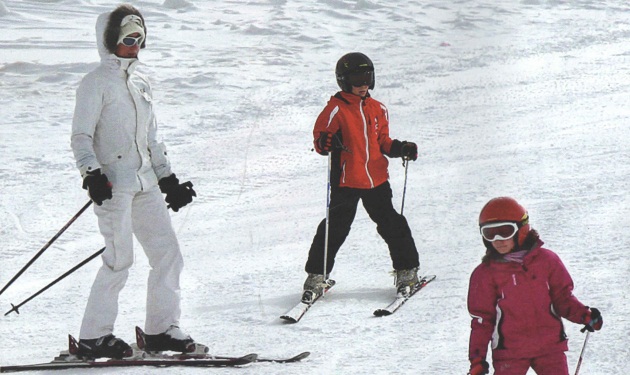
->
xmin=279 ymin=315 xmax=298 ymax=324
xmin=373 ymin=309 xmax=392 ymax=317
xmin=421 ymin=274 xmax=437 ymax=282
xmin=256 ymin=351 xmax=311 ymax=363
xmin=241 ymin=353 xmax=259 ymax=364
xmin=292 ymin=351 xmax=310 ymax=361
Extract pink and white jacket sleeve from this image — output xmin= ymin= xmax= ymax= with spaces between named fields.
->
xmin=467 ymin=264 xmax=496 ymax=361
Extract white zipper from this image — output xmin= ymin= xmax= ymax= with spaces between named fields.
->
xmin=359 ymin=100 xmax=374 ymax=188
xmin=127 ymin=74 xmax=144 ymax=191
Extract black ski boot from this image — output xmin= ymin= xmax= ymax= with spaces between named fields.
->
xmin=77 ymin=334 xmax=132 ymax=359
xmin=144 ymin=325 xmax=207 ymax=354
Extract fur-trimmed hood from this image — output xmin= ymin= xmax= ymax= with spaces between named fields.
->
xmin=95 ymin=5 xmax=147 ymax=59
xmin=95 ymin=11 xmax=111 ymax=59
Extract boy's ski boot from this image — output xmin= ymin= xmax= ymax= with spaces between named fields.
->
xmin=301 ymin=273 xmax=331 ymax=304
xmin=395 ymin=267 xmax=419 ymax=297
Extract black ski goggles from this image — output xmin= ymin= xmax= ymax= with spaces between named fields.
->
xmin=346 ymin=70 xmax=374 ymax=87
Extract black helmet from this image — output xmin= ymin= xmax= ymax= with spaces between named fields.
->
xmin=335 ymin=52 xmax=375 ymax=92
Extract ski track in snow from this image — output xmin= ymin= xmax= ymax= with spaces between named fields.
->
xmin=1 ymin=1 xmax=629 ymax=374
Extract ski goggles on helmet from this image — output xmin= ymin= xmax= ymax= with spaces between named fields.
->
xmin=480 ymin=222 xmax=519 ymax=242
xmin=346 ymin=69 xmax=374 ymax=87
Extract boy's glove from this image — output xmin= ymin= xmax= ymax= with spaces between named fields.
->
xmin=158 ymin=174 xmax=196 ymax=212
xmin=401 ymin=141 xmax=418 ymax=161
xmin=82 ymin=169 xmax=113 ymax=206
xmin=316 ymin=131 xmax=334 ymax=155
xmin=389 ymin=139 xmax=418 ymax=160
xmin=467 ymin=357 xmax=489 ymax=375
xmin=315 ymin=132 xmax=346 ymax=155
xmin=582 ymin=307 xmax=603 ymax=332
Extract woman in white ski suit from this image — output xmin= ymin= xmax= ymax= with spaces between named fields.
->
xmin=71 ymin=10 xmax=186 ymax=341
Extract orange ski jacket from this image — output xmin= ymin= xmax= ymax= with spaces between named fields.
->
xmin=313 ymin=91 xmax=395 ymax=189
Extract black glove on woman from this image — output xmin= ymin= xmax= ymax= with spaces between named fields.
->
xmin=82 ymin=169 xmax=112 ymax=206
xmin=158 ymin=174 xmax=196 ymax=212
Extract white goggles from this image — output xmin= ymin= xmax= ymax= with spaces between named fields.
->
xmin=480 ymin=222 xmax=519 ymax=242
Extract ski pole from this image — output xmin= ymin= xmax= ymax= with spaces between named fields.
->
xmin=322 ymin=152 xmax=332 ymax=287
xmin=0 ymin=200 xmax=93 ymax=297
xmin=573 ymin=331 xmax=590 ymax=375
xmin=400 ymin=158 xmax=409 ymax=215
xmin=4 ymin=246 xmax=105 ymax=316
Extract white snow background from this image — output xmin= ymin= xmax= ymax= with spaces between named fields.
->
xmin=1 ymin=0 xmax=629 ymax=374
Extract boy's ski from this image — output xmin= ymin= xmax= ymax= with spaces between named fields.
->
xmin=280 ymin=279 xmax=336 ymax=323
xmin=373 ymin=274 xmax=436 ymax=317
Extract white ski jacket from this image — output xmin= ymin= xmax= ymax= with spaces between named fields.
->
xmin=71 ymin=11 xmax=171 ymax=192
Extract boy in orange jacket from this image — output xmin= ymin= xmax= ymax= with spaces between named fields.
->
xmin=302 ymin=52 xmax=420 ymax=303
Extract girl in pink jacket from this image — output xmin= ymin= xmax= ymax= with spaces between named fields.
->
xmin=467 ymin=197 xmax=602 ymax=375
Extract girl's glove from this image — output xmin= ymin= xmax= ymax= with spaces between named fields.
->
xmin=582 ymin=307 xmax=603 ymax=332
xmin=468 ymin=357 xmax=489 ymax=375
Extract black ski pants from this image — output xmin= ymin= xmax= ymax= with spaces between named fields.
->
xmin=304 ymin=181 xmax=419 ymax=275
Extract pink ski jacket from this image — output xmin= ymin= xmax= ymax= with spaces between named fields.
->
xmin=467 ymin=241 xmax=590 ymax=361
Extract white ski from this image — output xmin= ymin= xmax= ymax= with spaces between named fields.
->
xmin=373 ymin=274 xmax=436 ymax=316
xmin=280 ymin=280 xmax=335 ymax=323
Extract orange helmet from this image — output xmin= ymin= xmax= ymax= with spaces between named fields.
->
xmin=479 ymin=197 xmax=530 ymax=246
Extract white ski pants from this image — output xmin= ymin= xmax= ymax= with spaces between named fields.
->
xmin=79 ymin=187 xmax=184 ymax=339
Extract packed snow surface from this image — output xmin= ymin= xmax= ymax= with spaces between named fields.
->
xmin=1 ymin=1 xmax=629 ymax=374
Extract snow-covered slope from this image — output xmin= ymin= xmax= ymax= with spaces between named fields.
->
xmin=1 ymin=1 xmax=628 ymax=373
